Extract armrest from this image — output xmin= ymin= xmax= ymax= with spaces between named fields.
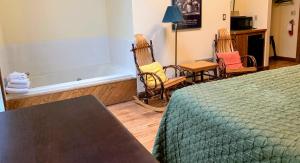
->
xmin=217 ymin=58 xmax=226 ymax=70
xmin=216 ymin=58 xmax=227 ymax=77
xmin=138 ymin=72 xmax=164 ymax=90
xmin=163 ymin=65 xmax=183 ymax=72
xmin=240 ymin=55 xmax=257 ymax=67
xmin=163 ymin=65 xmax=186 ymax=76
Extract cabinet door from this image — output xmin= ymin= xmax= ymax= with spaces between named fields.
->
xmin=233 ymin=34 xmax=248 ymax=56
xmin=248 ymin=34 xmax=265 ymax=68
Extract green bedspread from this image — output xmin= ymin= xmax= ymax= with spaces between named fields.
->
xmin=153 ymin=65 xmax=300 ymax=163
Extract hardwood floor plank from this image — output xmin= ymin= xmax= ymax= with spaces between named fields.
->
xmin=108 ymin=101 xmax=163 ymax=152
xmin=269 ymin=59 xmax=298 ymax=69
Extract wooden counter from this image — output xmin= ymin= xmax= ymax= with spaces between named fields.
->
xmin=231 ymin=29 xmax=267 ymax=69
xmin=231 ymin=29 xmax=267 ymax=35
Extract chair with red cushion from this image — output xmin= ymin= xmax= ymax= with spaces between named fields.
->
xmin=215 ymin=28 xmax=257 ymax=78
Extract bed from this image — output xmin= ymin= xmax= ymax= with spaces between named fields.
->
xmin=153 ymin=65 xmax=300 ymax=163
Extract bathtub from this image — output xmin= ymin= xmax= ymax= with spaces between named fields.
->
xmin=6 ymin=64 xmax=136 ymax=101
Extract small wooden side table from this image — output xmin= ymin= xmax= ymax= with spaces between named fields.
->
xmin=180 ymin=61 xmax=219 ymax=82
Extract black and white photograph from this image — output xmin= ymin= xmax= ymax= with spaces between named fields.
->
xmin=173 ymin=0 xmax=202 ymax=30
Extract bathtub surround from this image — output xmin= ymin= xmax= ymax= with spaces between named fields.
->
xmin=0 ymin=47 xmax=9 ymax=78
xmin=0 ymin=0 xmax=137 ymax=108
xmin=3 ymin=36 xmax=135 ymax=88
xmin=106 ymin=0 xmax=136 ymax=76
xmin=7 ymin=78 xmax=137 ymax=110
xmin=0 ymin=0 xmax=135 ymax=88
xmin=5 ymin=37 xmax=111 ymax=86
xmin=0 ymin=24 xmax=9 ymax=78
xmin=109 ymin=38 xmax=136 ymax=75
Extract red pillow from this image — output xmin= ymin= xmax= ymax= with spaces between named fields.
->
xmin=217 ymin=51 xmax=243 ymax=69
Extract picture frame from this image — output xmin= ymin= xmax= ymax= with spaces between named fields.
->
xmin=172 ymin=0 xmax=202 ymax=30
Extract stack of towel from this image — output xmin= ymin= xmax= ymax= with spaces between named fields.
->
xmin=5 ymin=72 xmax=30 ymax=94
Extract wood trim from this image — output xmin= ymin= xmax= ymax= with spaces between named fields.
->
xmin=297 ymin=10 xmax=300 ymax=63
xmin=270 ymin=56 xmax=297 ymax=62
xmin=6 ymin=79 xmax=137 ymax=110
xmin=231 ymin=29 xmax=267 ymax=35
xmin=0 ymin=69 xmax=7 ymax=109
xmin=262 ymin=66 xmax=270 ymax=71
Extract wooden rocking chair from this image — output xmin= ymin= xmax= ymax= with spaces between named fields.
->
xmin=131 ymin=34 xmax=186 ymax=111
xmin=215 ymin=28 xmax=257 ymax=78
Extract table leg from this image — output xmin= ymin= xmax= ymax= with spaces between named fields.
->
xmin=214 ymin=68 xmax=218 ymax=80
xmin=193 ymin=72 xmax=196 ymax=82
xmin=201 ymin=71 xmax=204 ymax=82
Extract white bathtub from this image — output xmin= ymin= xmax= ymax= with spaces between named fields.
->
xmin=6 ymin=64 xmax=136 ymax=100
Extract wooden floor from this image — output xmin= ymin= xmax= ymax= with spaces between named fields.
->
xmin=108 ymin=59 xmax=299 ymax=152
xmin=269 ymin=59 xmax=298 ymax=69
xmin=108 ymin=102 xmax=163 ymax=152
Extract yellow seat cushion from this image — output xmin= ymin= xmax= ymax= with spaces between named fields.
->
xmin=139 ymin=62 xmax=168 ymax=88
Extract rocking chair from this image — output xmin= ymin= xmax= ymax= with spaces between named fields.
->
xmin=131 ymin=34 xmax=186 ymax=110
xmin=215 ymin=28 xmax=257 ymax=78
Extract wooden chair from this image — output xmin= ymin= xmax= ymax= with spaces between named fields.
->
xmin=215 ymin=28 xmax=257 ymax=78
xmin=131 ymin=34 xmax=186 ymax=104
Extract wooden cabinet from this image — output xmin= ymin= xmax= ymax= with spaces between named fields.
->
xmin=231 ymin=29 xmax=267 ymax=69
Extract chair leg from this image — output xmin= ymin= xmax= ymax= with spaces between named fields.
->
xmin=144 ymin=98 xmax=149 ymax=104
xmin=144 ymin=88 xmax=149 ymax=104
xmin=164 ymin=90 xmax=170 ymax=101
xmin=181 ymin=82 xmax=185 ymax=87
xmin=160 ymin=90 xmax=164 ymax=100
xmin=214 ymin=68 xmax=218 ymax=80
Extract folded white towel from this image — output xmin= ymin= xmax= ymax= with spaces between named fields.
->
xmin=6 ymin=87 xmax=29 ymax=94
xmin=7 ymin=82 xmax=30 ymax=89
xmin=9 ymin=78 xmax=30 ymax=85
xmin=7 ymin=76 xmax=28 ymax=81
xmin=8 ymin=72 xmax=28 ymax=80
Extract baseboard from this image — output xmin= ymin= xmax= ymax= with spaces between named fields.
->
xmin=262 ymin=66 xmax=270 ymax=71
xmin=270 ymin=56 xmax=296 ymax=62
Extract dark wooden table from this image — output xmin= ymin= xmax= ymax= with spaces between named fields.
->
xmin=0 ymin=96 xmax=157 ymax=163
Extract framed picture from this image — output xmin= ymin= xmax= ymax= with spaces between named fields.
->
xmin=172 ymin=0 xmax=202 ymax=30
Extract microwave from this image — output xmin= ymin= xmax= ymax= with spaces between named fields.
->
xmin=231 ymin=16 xmax=253 ymax=30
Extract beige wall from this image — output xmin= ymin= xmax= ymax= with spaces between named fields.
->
xmin=0 ymin=25 xmax=5 ymax=46
xmin=235 ymin=0 xmax=272 ymax=66
xmin=270 ymin=0 xmax=300 ymax=58
xmin=132 ymin=0 xmax=231 ymax=66
xmin=236 ymin=0 xmax=270 ymax=29
xmin=0 ymin=0 xmax=109 ymax=44
xmin=106 ymin=0 xmax=134 ymax=40
xmin=0 ymin=24 xmax=9 ymax=77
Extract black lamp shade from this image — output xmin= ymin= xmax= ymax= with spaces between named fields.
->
xmin=162 ymin=6 xmax=184 ymax=23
